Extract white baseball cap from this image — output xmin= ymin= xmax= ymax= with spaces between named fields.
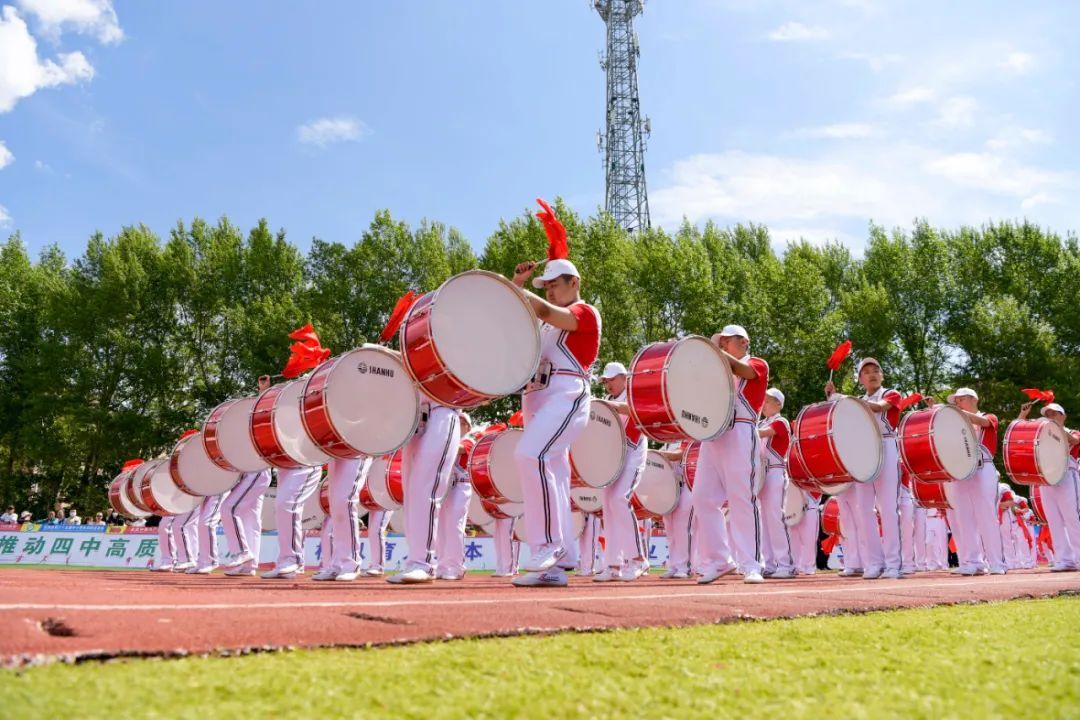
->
xmin=460 ymin=412 xmax=473 ymax=427
xmin=600 ymin=361 xmax=628 ymax=380
xmin=947 ymin=387 xmax=978 ymax=404
xmin=856 ymin=357 xmax=882 ymax=375
xmin=765 ymin=388 xmax=785 ymax=408
xmin=532 ymin=258 xmax=580 ymax=288
xmin=1041 ymin=403 xmax=1066 ymax=417
xmin=718 ymin=324 xmax=749 ymax=340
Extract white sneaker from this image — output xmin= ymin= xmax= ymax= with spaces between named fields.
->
xmin=862 ymin=568 xmax=883 ymax=580
xmin=512 ymin=570 xmax=568 ymax=587
xmin=522 ymin=545 xmax=566 ymax=573
xmin=771 ymin=568 xmax=796 ymax=579
xmin=223 ymin=552 xmax=253 ymax=569
xmin=387 ymin=567 xmax=434 ymax=584
xmin=616 ymin=566 xmax=639 ymax=582
xmin=635 ymin=561 xmax=650 ymax=579
xmin=593 ymin=568 xmax=617 ymax=583
xmin=172 ymin=561 xmax=195 ymax=572
xmin=312 ymin=569 xmax=338 ymax=581
xmin=660 ymin=567 xmax=679 ymax=580
xmin=672 ymin=570 xmax=690 ymax=579
xmin=989 ymin=567 xmax=1007 ymax=575
xmin=838 ymin=568 xmax=863 ymax=577
xmin=743 ymin=571 xmax=765 ymax=584
xmin=697 ymin=563 xmax=737 ymax=585
xmin=492 ymin=571 xmax=515 ymax=578
xmin=362 ymin=568 xmax=384 ymax=577
xmin=335 ymin=570 xmax=360 ymax=582
xmin=880 ymin=569 xmax=901 ymax=580
xmin=189 ymin=565 xmax=215 ymax=575
xmin=262 ymin=563 xmax=301 ymax=579
xmin=152 ymin=563 xmax=174 ymax=572
xmin=224 ymin=562 xmax=255 ymax=577
xmin=1050 ymin=563 xmax=1076 ymax=572
xmin=436 ymin=570 xmax=465 ymax=581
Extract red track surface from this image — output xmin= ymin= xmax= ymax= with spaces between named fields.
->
xmin=1 ymin=568 xmax=1076 ymax=667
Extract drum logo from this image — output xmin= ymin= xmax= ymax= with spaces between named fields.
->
xmin=681 ymin=409 xmax=705 ymax=426
xmin=357 ymin=362 xmax=395 ymax=378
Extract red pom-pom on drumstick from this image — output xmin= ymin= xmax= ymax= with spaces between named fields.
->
xmin=536 ymin=198 xmax=569 ymax=261
xmin=281 ymin=340 xmax=331 ymax=378
xmin=379 ymin=290 xmax=419 ymax=343
xmin=826 ymin=340 xmax=852 ymax=371
xmin=508 ymin=409 xmax=525 ymax=427
xmin=1021 ymin=388 xmax=1055 ymax=403
xmin=288 ymin=323 xmax=320 ymax=347
xmin=121 ymin=459 xmax=144 ymax=472
xmin=821 ymin=534 xmax=839 ymax=555
xmin=899 ymin=393 xmax=923 ymax=411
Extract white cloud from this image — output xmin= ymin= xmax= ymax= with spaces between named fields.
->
xmin=0 ymin=7 xmax=95 ymax=113
xmin=797 ymin=122 xmax=878 ymax=140
xmin=933 ymin=96 xmax=978 ymax=129
xmin=0 ymin=141 xmax=13 ymax=169
xmin=1000 ymin=51 xmax=1035 ymax=75
xmin=16 ymin=0 xmax=122 ymax=44
xmin=986 ymin=127 xmax=1052 ymax=151
xmin=297 ymin=116 xmax=368 ymax=148
xmin=923 ymin=152 xmax=1069 ymax=200
xmin=839 ymin=51 xmax=903 ymax=72
xmin=767 ymin=22 xmax=830 ymax=42
xmin=887 ymin=86 xmax=936 ymax=106
xmin=0 ymin=204 xmax=11 ymax=228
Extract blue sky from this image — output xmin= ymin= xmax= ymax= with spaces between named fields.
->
xmin=1 ymin=1 xmax=1077 ymax=259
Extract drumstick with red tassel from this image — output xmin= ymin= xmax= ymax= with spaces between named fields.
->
xmin=826 ymin=339 xmax=852 ymax=382
xmin=1021 ymin=388 xmax=1055 ymax=404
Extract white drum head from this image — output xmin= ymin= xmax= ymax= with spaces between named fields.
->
xmin=570 ymin=485 xmax=603 ymax=514
xmin=428 ymin=271 xmax=540 ymax=398
xmin=636 ymin=451 xmax=680 ymax=516
xmin=115 ymin=473 xmax=150 ymax=519
xmin=782 ymin=483 xmax=805 ymax=527
xmin=388 ymin=510 xmax=406 ymax=535
xmin=148 ymin=460 xmax=201 ymax=516
xmin=665 ymin=337 xmax=734 ymax=441
xmin=323 ymin=346 xmax=420 ymax=455
xmin=176 ymin=433 xmax=241 ymax=496
xmin=274 ymin=379 xmax=332 ymax=467
xmin=130 ymin=460 xmax=161 ymax=512
xmin=488 ymin=429 xmax=525 ymax=504
xmin=1036 ymin=422 xmax=1070 ymax=485
xmin=467 ymin=493 xmax=495 ymax=526
xmin=570 ymin=400 xmax=627 ymax=489
xmin=260 ymin=484 xmax=325 ymax=532
xmin=215 ymin=397 xmax=268 ymax=472
xmin=830 ymin=397 xmax=883 ymax=482
xmin=932 ymin=406 xmax=979 ymax=481
xmin=826 ymin=481 xmax=852 ymax=496
xmin=368 ymin=456 xmax=403 ymax=511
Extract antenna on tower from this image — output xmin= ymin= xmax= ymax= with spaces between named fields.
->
xmin=595 ymin=0 xmax=650 ymax=233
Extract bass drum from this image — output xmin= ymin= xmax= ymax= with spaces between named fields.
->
xmin=899 ymin=405 xmax=979 ymax=483
xmin=108 ymin=466 xmax=151 ymax=520
xmin=631 ymin=451 xmax=680 ymax=519
xmin=202 ymin=397 xmax=268 ymax=472
xmin=791 ymin=398 xmax=882 ymax=487
xmin=260 ymin=484 xmax=326 ymax=533
xmin=781 ymin=482 xmax=805 ymax=527
xmin=170 ymin=431 xmax=241 ymax=497
xmin=138 ymin=458 xmax=202 ymax=516
xmin=359 ymin=452 xmax=405 ymax=512
xmin=569 ymin=483 xmax=603 ymax=514
xmin=469 ymin=429 xmax=525 ymax=504
xmin=569 ymin=399 xmax=626 ymax=489
xmin=1004 ymin=419 xmax=1071 ymax=486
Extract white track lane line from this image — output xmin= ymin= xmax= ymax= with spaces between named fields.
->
xmin=0 ymin=574 xmax=1073 ymax=612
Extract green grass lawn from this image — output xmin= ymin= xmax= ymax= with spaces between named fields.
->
xmin=2 ymin=597 xmax=1077 ymax=719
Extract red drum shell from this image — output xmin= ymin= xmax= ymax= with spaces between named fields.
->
xmin=1004 ymin=419 xmax=1069 ymax=486
xmin=301 ymin=356 xmax=359 ymax=460
xmin=318 ymin=478 xmax=331 ymax=516
xmin=202 ymin=398 xmax=241 ymax=471
xmin=911 ymin=476 xmax=951 ymax=510
xmin=627 ymin=341 xmax=681 ymax=442
xmin=898 ymin=406 xmax=978 ymax=483
xmin=468 ymin=431 xmax=524 ymax=505
xmin=1030 ymin=485 xmax=1048 ymax=524
xmin=127 ymin=463 xmax=156 ymax=514
xmin=359 ymin=451 xmax=405 ymax=512
xmin=792 ymin=399 xmax=881 ymax=487
xmin=821 ymin=497 xmax=841 ymax=536
xmin=400 ymin=293 xmax=488 ymax=408
xmin=681 ymin=441 xmax=701 ymax=491
xmin=250 ymin=384 xmax=302 ymax=469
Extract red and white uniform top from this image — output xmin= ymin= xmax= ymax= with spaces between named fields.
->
xmin=974 ymin=412 xmax=999 ymax=463
xmin=610 ymin=389 xmax=643 ymax=449
xmin=453 ymin=430 xmax=481 ymax=485
xmin=732 ymin=353 xmax=770 ymax=423
xmin=1068 ymin=427 xmax=1080 ymax=471
xmin=758 ymin=413 xmax=790 ymax=470
xmin=539 ymin=301 xmax=601 ymax=376
xmin=862 ymin=387 xmax=902 ymax=438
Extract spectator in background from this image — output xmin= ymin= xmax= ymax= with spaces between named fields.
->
xmin=43 ymin=511 xmax=61 ymax=525
xmin=0 ymin=506 xmax=16 ymax=523
xmin=106 ymin=510 xmax=124 ymax=526
xmin=67 ymin=508 xmax=82 ymax=525
xmin=88 ymin=512 xmax=105 ymax=527
xmin=18 ymin=511 xmax=31 ymax=523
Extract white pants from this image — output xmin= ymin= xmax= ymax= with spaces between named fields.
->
xmin=759 ymin=468 xmax=794 ymax=573
xmin=578 ymin=513 xmax=600 ymax=574
xmin=694 ymin=420 xmax=759 ymax=574
xmin=601 ymin=443 xmax=647 ymax=568
xmin=663 ymin=482 xmax=694 ymax=574
xmin=435 ymin=478 xmax=472 ymax=575
xmin=999 ymin=511 xmax=1020 ymax=569
xmin=196 ymin=492 xmax=228 ymax=569
xmin=944 ymin=464 xmax=1005 ymax=572
xmin=1042 ymin=469 xmax=1080 ymax=567
xmin=912 ymin=505 xmax=928 ymax=570
xmin=401 ymin=406 xmax=460 ymax=572
xmin=516 ymin=376 xmax=591 ymax=556
xmin=793 ymin=500 xmax=819 ymax=574
xmin=837 ymin=488 xmax=873 ymax=572
xmin=925 ymin=513 xmax=949 ymax=569
xmin=898 ymin=486 xmax=915 ymax=572
xmin=1013 ymin=521 xmax=1034 ymax=567
xmin=173 ymin=508 xmax=199 ymax=564
xmin=363 ymin=510 xmax=390 ymax=572
xmin=493 ymin=517 xmax=519 ymax=575
xmin=873 ymin=438 xmax=904 ymax=573
xmin=220 ymin=470 xmax=272 ymax=562
xmin=318 ymin=515 xmax=335 ymax=571
xmin=274 ymin=466 xmax=322 ymax=568
xmin=157 ymin=516 xmax=175 ymax=566
xmin=326 ymin=457 xmax=370 ymax=574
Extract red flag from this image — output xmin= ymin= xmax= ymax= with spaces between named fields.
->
xmin=121 ymin=459 xmax=144 ymax=472
xmin=536 ymin=198 xmax=569 ymax=261
xmin=380 ymin=290 xmax=419 ymax=343
xmin=281 ymin=342 xmax=329 ymax=379
xmin=178 ymin=429 xmax=199 ymax=441
xmin=508 ymin=409 xmax=525 ymax=427
xmin=821 ymin=534 xmax=839 ymax=554
xmin=899 ymin=393 xmax=923 ymax=411
xmin=826 ymin=340 xmax=852 ymax=371
xmin=288 ymin=323 xmax=320 ymax=347
xmin=1022 ymin=388 xmax=1055 ymax=403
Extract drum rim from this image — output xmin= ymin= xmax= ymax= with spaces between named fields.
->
xmin=202 ymin=397 xmax=244 ymax=472
xmin=899 ymin=405 xmax=979 ymax=483
xmin=794 ymin=397 xmax=883 ymax=485
xmin=129 ymin=458 xmax=164 ymax=513
xmin=637 ymin=450 xmax=681 ymax=516
xmin=570 ymin=398 xmax=627 ymax=489
xmin=401 ymin=270 xmax=541 ymax=408
xmin=468 ymin=428 xmax=523 ymax=504
xmin=273 ymin=377 xmax=332 ymax=467
xmin=250 ymin=383 xmax=302 ymax=469
xmin=168 ymin=434 xmax=209 ymax=498
xmin=1004 ymin=418 xmax=1065 ymax=486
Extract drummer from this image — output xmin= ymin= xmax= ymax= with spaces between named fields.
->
xmin=262 ymin=463 xmax=323 ymax=579
xmin=171 ymin=506 xmax=200 ymax=573
xmin=360 ymin=510 xmax=391 ymax=576
xmin=790 ymin=487 xmax=820 ymax=576
xmin=387 ymin=401 xmax=462 ymax=584
xmin=593 ymin=362 xmax=647 ymax=583
xmin=434 ymin=413 xmax=476 ymax=581
xmin=932 ymin=388 xmax=1007 ymax=574
xmin=319 ymin=455 xmax=372 ymax=582
xmin=657 ymin=441 xmax=695 ymax=579
xmin=508 ymin=254 xmax=600 ymax=588
xmin=153 ymin=515 xmax=177 ymax=572
xmin=757 ymin=388 xmax=795 ymax=579
xmin=825 ymin=357 xmax=902 ymax=579
xmin=188 ymin=492 xmax=229 ymax=574
xmin=1017 ymin=401 xmax=1080 ymax=571
xmin=694 ymin=325 xmax=769 ymax=584
xmin=222 ymin=375 xmax=274 ymax=577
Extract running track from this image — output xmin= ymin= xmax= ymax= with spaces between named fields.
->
xmin=1 ymin=568 xmax=1077 ymax=666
